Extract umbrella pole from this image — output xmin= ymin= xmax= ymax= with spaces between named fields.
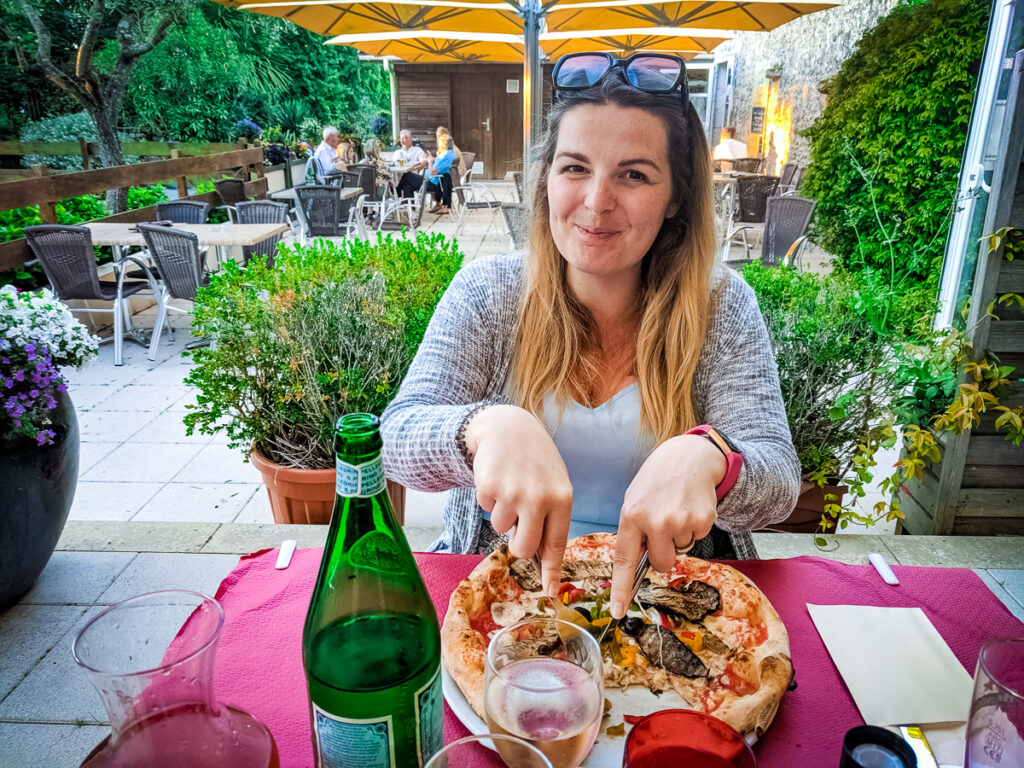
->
xmin=522 ymin=3 xmax=543 ymax=170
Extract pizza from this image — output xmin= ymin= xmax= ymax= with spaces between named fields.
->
xmin=441 ymin=532 xmax=793 ymax=737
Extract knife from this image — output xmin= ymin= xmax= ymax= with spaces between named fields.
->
xmin=596 ymin=551 xmax=651 ymax=645
xmin=531 ymin=553 xmax=594 ymax=631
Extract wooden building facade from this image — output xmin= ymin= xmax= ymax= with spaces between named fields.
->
xmin=897 ymin=48 xmax=1024 ymax=536
xmin=393 ymin=63 xmax=553 ymax=179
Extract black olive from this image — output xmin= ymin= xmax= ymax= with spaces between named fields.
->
xmin=621 ymin=617 xmax=643 ymax=635
xmin=573 ymin=606 xmax=592 ymax=622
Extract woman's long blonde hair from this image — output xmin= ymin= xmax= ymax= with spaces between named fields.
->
xmin=436 ymin=126 xmax=466 ymax=176
xmin=511 ymin=78 xmax=717 ymax=445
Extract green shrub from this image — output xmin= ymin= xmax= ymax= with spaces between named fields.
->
xmin=183 ymin=232 xmax=464 ymax=467
xmin=742 ymin=262 xmax=899 ymax=482
xmin=801 ymin=0 xmax=989 ymax=288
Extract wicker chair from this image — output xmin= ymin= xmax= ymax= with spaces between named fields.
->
xmin=23 ymin=225 xmax=160 ymax=366
xmin=294 ymin=185 xmax=363 ymax=240
xmin=511 ymin=171 xmax=524 ymax=204
xmin=214 ymin=179 xmax=247 ymax=222
xmin=776 ymin=162 xmax=800 ymax=196
xmin=137 ymin=223 xmax=209 ymax=360
xmin=452 ymin=166 xmax=503 ymax=238
xmin=155 ymin=200 xmax=210 ymax=224
xmin=501 ymin=203 xmax=527 ymax=250
xmin=236 ymin=200 xmax=289 ymax=268
xmin=722 ymin=175 xmax=780 ymax=260
xmin=730 ymin=158 xmax=762 ymax=174
xmin=727 ymin=196 xmax=817 ymax=269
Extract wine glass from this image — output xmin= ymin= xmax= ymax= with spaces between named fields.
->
xmin=424 ymin=734 xmax=552 ymax=768
xmin=623 ymin=709 xmax=756 ymax=768
xmin=485 ymin=618 xmax=603 ymax=768
xmin=965 ymin=637 xmax=1024 ymax=768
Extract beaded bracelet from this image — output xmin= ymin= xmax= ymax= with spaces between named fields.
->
xmin=456 ymin=403 xmax=492 ymax=470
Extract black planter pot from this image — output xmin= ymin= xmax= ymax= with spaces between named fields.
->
xmin=0 ymin=391 xmax=79 ymax=609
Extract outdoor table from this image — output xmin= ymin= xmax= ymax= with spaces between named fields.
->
xmin=86 ymin=221 xmax=291 ymax=254
xmin=270 ymin=186 xmax=362 ymax=204
xmin=201 ymin=547 xmax=1023 ymax=768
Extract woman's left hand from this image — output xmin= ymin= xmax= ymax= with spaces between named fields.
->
xmin=609 ymin=435 xmax=726 ymax=618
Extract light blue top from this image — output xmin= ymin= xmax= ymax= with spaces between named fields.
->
xmin=541 ymin=384 xmax=654 ymax=537
xmin=483 ymin=379 xmax=655 ymax=538
xmin=429 ymin=149 xmax=455 ymax=186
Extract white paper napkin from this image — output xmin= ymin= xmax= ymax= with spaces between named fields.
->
xmin=807 ymin=604 xmax=974 ymax=727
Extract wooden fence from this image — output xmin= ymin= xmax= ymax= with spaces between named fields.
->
xmin=0 ymin=147 xmax=267 ymax=272
xmin=0 ymin=139 xmax=247 ymax=181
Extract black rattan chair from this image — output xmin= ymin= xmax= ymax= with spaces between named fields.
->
xmin=501 ymin=203 xmax=527 ymax=250
xmin=235 ymin=200 xmax=289 ymax=268
xmin=155 ymin=200 xmax=210 ymax=224
xmin=294 ymin=185 xmax=362 ymax=239
xmin=722 ymin=175 xmax=780 ymax=260
xmin=137 ymin=223 xmax=209 ymax=359
xmin=728 ymin=196 xmax=817 ymax=269
xmin=778 ymin=162 xmax=799 ymax=190
xmin=730 ymin=158 xmax=762 ymax=174
xmin=511 ymin=171 xmax=524 ymax=203
xmin=23 ymin=225 xmax=159 ymax=366
xmin=214 ymin=179 xmax=247 ymax=222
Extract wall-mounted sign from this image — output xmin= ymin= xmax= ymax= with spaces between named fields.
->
xmin=506 ymin=79 xmax=520 ymax=94
xmin=750 ymin=106 xmax=765 ymax=135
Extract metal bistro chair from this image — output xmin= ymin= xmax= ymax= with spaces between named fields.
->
xmin=214 ymin=179 xmax=247 ymax=222
xmin=501 ymin=203 xmax=527 ymax=250
xmin=137 ymin=223 xmax=210 ymax=360
xmin=294 ymin=185 xmax=364 ymax=240
xmin=722 ymin=175 xmax=780 ymax=260
xmin=23 ymin=225 xmax=160 ymax=366
xmin=235 ymin=200 xmax=290 ymax=268
xmin=728 ymin=196 xmax=817 ymax=270
xmin=453 ymin=166 xmax=503 ymax=238
xmin=379 ymin=175 xmax=431 ymax=234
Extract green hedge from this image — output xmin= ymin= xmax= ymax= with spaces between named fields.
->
xmin=801 ymin=0 xmax=989 ymax=289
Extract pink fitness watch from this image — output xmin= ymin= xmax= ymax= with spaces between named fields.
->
xmin=684 ymin=425 xmax=743 ymax=501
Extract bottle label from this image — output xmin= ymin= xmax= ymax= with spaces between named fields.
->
xmin=415 ymin=665 xmax=443 ymax=765
xmin=312 ymin=704 xmax=395 ymax=768
xmin=336 ymin=456 xmax=386 ymax=498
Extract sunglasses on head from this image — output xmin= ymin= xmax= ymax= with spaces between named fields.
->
xmin=551 ymin=52 xmax=690 ymax=108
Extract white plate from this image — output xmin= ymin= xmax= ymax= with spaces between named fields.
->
xmin=442 ymin=667 xmax=757 ymax=766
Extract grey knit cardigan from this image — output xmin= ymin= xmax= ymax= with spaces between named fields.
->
xmin=380 ymin=253 xmax=800 ymax=556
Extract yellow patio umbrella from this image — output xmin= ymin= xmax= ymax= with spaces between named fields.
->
xmin=216 ymin=0 xmax=524 ymax=35
xmin=328 ymin=29 xmax=524 ymax=62
xmin=544 ymin=0 xmax=839 ymax=34
xmin=541 ymin=28 xmax=725 ymax=59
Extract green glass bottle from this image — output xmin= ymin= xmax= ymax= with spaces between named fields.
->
xmin=302 ymin=413 xmax=442 ymax=768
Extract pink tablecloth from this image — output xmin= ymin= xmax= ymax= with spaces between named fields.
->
xmin=208 ymin=549 xmax=1023 ymax=768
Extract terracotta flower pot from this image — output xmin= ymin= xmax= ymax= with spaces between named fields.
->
xmin=764 ymin=480 xmax=848 ymax=534
xmin=249 ymin=449 xmax=405 ymax=525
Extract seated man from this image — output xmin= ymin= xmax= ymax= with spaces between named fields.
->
xmin=394 ymin=130 xmax=431 ymax=198
xmin=310 ymin=126 xmax=342 ymax=181
xmin=712 ymin=126 xmax=749 ymax=161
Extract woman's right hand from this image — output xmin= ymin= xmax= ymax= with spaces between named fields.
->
xmin=464 ymin=405 xmax=573 ymax=597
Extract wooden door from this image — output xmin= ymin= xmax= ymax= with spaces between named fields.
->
xmin=452 ymin=71 xmax=524 ymax=178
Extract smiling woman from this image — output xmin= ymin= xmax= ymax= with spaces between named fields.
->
xmin=381 ymin=53 xmax=800 ymax=619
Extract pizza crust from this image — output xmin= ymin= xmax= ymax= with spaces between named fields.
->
xmin=441 ymin=534 xmax=793 ymax=737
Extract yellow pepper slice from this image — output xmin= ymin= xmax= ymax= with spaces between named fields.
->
xmin=591 ymin=617 xmax=612 ymax=628
xmin=620 ymin=646 xmax=638 ymax=667
xmin=677 ymin=630 xmax=704 ymax=653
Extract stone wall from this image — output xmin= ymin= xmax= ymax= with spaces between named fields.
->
xmin=714 ymin=0 xmax=899 ymax=170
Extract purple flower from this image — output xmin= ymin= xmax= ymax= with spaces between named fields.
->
xmin=1 ymin=356 xmax=8 ymax=364
xmin=29 ymin=389 xmax=39 ymax=398
xmin=24 ymin=343 xmax=34 ymax=353
xmin=57 ymin=382 xmax=67 ymax=392
xmin=3 ymin=379 xmax=11 ymax=389
xmin=13 ymin=420 xmax=20 ymax=427
xmin=13 ymin=371 xmax=24 ymax=381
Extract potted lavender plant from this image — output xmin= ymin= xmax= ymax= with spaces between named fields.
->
xmin=0 ymin=285 xmax=97 ymax=607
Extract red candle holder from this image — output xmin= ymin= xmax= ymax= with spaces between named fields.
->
xmin=622 ymin=709 xmax=756 ymax=768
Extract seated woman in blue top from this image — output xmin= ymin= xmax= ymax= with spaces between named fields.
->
xmin=426 ymin=133 xmax=457 ymax=214
xmin=381 ymin=53 xmax=799 ymax=616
